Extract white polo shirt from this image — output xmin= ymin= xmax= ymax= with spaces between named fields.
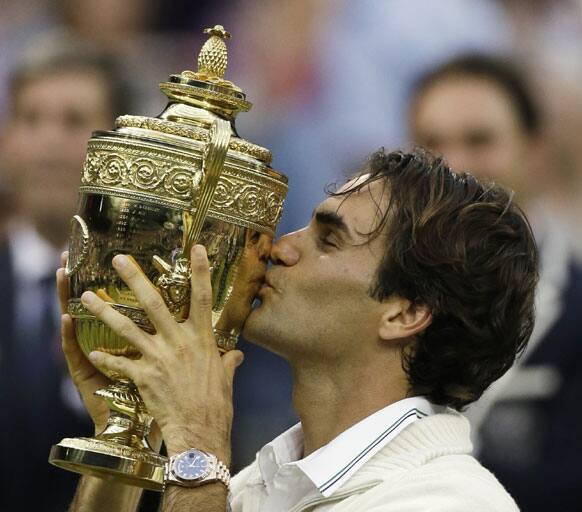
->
xmin=247 ymin=397 xmax=442 ymax=512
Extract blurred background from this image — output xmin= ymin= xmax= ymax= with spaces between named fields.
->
xmin=1 ymin=0 xmax=581 ymax=511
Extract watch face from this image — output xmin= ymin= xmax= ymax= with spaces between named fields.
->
xmin=172 ymin=449 xmax=211 ymax=481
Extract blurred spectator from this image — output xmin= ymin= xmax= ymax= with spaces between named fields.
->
xmin=0 ymin=0 xmax=224 ymax=121
xmin=54 ymin=0 xmax=168 ymax=114
xmin=0 ymin=0 xmax=54 ymax=120
xmin=58 ymin=0 xmax=157 ymax=51
xmin=498 ymin=0 xmax=582 ymax=257
xmin=231 ymin=0 xmax=510 ymax=233
xmin=408 ymin=54 xmax=582 ymax=511
xmin=0 ymin=35 xmax=132 ymax=511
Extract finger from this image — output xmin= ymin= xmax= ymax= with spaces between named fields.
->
xmin=61 ymin=251 xmax=69 ymax=268
xmin=81 ymin=291 xmax=152 ymax=356
xmin=221 ymin=349 xmax=244 ymax=387
xmin=112 ymin=254 xmax=178 ymax=339
xmin=56 ymin=268 xmax=69 ymax=315
xmin=61 ymin=314 xmax=80 ymax=367
xmin=61 ymin=314 xmax=108 ymax=387
xmin=61 ymin=315 xmax=109 ymax=396
xmin=189 ymin=245 xmax=213 ymax=338
xmin=88 ymin=351 xmax=138 ymax=382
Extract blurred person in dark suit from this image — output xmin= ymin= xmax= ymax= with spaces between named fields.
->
xmin=0 ymin=35 xmax=133 ymax=511
xmin=409 ymin=54 xmax=582 ymax=511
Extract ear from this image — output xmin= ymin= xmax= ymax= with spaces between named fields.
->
xmin=378 ymin=297 xmax=432 ymax=342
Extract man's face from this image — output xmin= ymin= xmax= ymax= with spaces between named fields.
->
xmin=3 ymin=69 xmax=113 ymax=247
xmin=243 ymin=178 xmax=389 ymax=363
xmin=410 ymin=75 xmax=532 ymax=197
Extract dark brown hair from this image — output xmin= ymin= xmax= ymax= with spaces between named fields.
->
xmin=334 ymin=148 xmax=539 ymax=410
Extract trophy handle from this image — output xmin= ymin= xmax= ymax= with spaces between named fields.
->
xmin=183 ymin=116 xmax=232 ymax=253
xmin=153 ymin=117 xmax=231 ymax=319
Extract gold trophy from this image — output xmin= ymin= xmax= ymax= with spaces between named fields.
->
xmin=48 ymin=25 xmax=288 ymax=491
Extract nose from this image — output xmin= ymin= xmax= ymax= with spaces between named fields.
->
xmin=270 ymin=229 xmax=302 ymax=266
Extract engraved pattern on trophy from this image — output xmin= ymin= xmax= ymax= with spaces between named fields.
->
xmin=114 ymin=115 xmax=273 ymax=163
xmin=152 ymin=117 xmax=231 ymax=328
xmin=49 ymin=24 xmax=288 ymax=491
xmin=65 ymin=215 xmax=91 ymax=277
xmin=81 ymin=140 xmax=203 ymax=203
xmin=80 ymin=139 xmax=286 ymax=235
xmin=159 ymin=82 xmax=251 ymax=113
xmin=212 ymin=177 xmax=284 ymax=228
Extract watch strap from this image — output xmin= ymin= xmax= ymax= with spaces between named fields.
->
xmin=212 ymin=457 xmax=231 ymax=487
xmin=164 ymin=449 xmax=231 ymax=490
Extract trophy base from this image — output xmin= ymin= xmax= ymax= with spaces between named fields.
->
xmin=49 ymin=437 xmax=167 ymax=491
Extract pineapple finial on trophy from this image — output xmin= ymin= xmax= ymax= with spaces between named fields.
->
xmin=159 ymin=24 xmax=250 ymax=118
xmin=198 ymin=25 xmax=231 ymax=79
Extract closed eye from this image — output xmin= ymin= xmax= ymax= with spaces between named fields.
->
xmin=311 ymin=208 xmax=351 ymax=250
xmin=316 ymin=232 xmax=339 ymax=250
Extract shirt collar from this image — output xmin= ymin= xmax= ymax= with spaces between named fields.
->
xmin=258 ymin=396 xmax=443 ymax=497
xmin=258 ymin=422 xmax=303 ymax=491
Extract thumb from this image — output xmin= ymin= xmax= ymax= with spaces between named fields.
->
xmin=221 ymin=349 xmax=244 ymax=384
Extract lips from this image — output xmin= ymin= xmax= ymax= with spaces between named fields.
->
xmin=257 ymin=273 xmax=277 ymax=297
xmin=264 ymin=273 xmax=276 ymax=291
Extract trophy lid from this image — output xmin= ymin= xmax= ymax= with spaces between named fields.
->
xmin=115 ymin=25 xmax=275 ymax=164
xmin=159 ymin=25 xmax=252 ymax=119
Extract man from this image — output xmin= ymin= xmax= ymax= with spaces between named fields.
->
xmin=0 ymin=36 xmax=131 ymax=511
xmin=59 ymin=148 xmax=537 ymax=511
xmin=409 ymin=55 xmax=582 ymax=511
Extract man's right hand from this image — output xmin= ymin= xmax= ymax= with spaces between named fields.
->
xmin=57 ymin=251 xmax=111 ymax=435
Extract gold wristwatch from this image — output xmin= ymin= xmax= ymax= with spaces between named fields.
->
xmin=164 ymin=449 xmax=230 ymax=489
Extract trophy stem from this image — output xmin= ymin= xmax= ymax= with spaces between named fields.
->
xmin=48 ymin=381 xmax=167 ymax=491
xmin=94 ymin=381 xmax=153 ymax=448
